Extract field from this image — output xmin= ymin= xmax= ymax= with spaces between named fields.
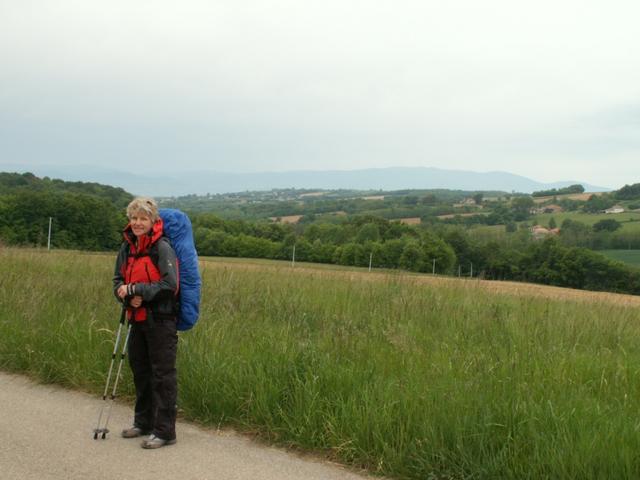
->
xmin=269 ymin=215 xmax=304 ymax=224
xmin=600 ymin=250 xmax=640 ymax=268
xmin=532 ymin=192 xmax=603 ymax=204
xmin=437 ymin=213 xmax=487 ymax=220
xmin=531 ymin=211 xmax=640 ymax=231
xmin=392 ymin=217 xmax=422 ymax=225
xmin=467 ymin=224 xmax=507 ymax=242
xmin=456 ymin=210 xmax=640 ymax=247
xmin=2 ymin=248 xmax=640 ymax=479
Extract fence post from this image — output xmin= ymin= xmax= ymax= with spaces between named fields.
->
xmin=47 ymin=217 xmax=52 ymax=251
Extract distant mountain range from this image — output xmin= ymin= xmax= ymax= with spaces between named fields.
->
xmin=0 ymin=164 xmax=612 ymax=197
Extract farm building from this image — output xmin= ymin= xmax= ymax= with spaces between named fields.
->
xmin=530 ymin=225 xmax=560 ymax=239
xmin=604 ymin=206 xmax=625 ymax=214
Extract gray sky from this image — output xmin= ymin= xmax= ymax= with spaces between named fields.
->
xmin=1 ymin=0 xmax=639 ymax=189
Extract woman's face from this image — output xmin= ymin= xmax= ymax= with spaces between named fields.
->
xmin=130 ymin=212 xmax=154 ymax=238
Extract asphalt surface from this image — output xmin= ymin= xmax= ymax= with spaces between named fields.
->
xmin=0 ymin=372 xmax=372 ymax=480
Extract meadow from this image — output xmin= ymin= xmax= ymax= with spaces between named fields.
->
xmin=532 ymin=211 xmax=640 ymax=231
xmin=600 ymin=250 xmax=640 ymax=268
xmin=2 ymin=248 xmax=640 ymax=479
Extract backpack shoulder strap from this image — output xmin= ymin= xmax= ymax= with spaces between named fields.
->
xmin=148 ymin=237 xmax=171 ymax=266
xmin=148 ymin=240 xmax=159 ymax=266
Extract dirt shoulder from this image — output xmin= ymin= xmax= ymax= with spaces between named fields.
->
xmin=0 ymin=372 xmax=371 ymax=480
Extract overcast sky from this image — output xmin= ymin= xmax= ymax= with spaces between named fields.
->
xmin=1 ymin=0 xmax=638 ymax=189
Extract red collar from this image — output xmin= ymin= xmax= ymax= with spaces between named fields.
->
xmin=123 ymin=218 xmax=164 ymax=254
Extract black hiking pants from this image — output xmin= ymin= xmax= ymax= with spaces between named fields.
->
xmin=128 ymin=315 xmax=178 ymax=440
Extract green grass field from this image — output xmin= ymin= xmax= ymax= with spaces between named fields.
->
xmin=600 ymin=250 xmax=640 ymax=268
xmin=467 ymin=224 xmax=507 ymax=241
xmin=2 ymin=248 xmax=640 ymax=479
xmin=532 ymin=211 xmax=640 ymax=231
xmin=447 ymin=211 xmax=640 ymax=242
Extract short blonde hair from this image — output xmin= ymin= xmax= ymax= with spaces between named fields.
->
xmin=126 ymin=197 xmax=159 ymax=222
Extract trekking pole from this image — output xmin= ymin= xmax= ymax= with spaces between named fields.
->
xmin=93 ymin=306 xmax=130 ymax=439
xmin=100 ymin=320 xmax=132 ymax=439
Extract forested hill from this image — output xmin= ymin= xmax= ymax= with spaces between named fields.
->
xmin=0 ymin=172 xmax=133 ymax=250
xmin=0 ymin=172 xmax=133 ymax=209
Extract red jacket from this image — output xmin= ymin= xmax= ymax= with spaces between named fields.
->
xmin=113 ymin=219 xmax=178 ymax=322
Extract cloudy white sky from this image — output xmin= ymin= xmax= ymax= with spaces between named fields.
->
xmin=1 ymin=0 xmax=638 ymax=189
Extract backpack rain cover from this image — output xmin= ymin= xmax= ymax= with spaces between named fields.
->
xmin=159 ymin=208 xmax=201 ymax=331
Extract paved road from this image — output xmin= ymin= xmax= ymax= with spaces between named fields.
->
xmin=0 ymin=372 xmax=371 ymax=480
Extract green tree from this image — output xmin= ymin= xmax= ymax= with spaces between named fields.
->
xmin=583 ymin=194 xmax=615 ymax=213
xmin=511 ymin=196 xmax=534 ymax=221
xmin=442 ymin=227 xmax=480 ymax=267
xmin=367 ymin=242 xmax=384 ymax=268
xmin=220 ymin=235 xmax=240 ymax=257
xmin=482 ymin=243 xmax=522 ymax=280
xmin=194 ymin=228 xmax=228 ymax=256
xmin=421 ymin=232 xmax=456 ymax=274
xmin=336 ymin=243 xmax=358 ymax=265
xmin=379 ymin=239 xmax=405 ymax=268
xmin=399 ymin=241 xmax=424 ymax=272
xmin=593 ymin=218 xmax=621 ymax=232
xmin=1 ymin=191 xmax=122 ymax=250
xmin=615 ymin=183 xmax=640 ymax=200
xmin=310 ymin=239 xmax=337 ymax=263
xmin=356 ymin=223 xmax=381 ymax=243
xmin=290 ymin=238 xmax=313 ymax=262
xmin=532 ymin=184 xmax=584 ymax=197
xmin=420 ymin=193 xmax=437 ymax=205
xmin=559 ymin=219 xmax=592 ymax=247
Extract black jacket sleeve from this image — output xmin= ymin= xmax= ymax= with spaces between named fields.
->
xmin=112 ymin=243 xmax=128 ymax=303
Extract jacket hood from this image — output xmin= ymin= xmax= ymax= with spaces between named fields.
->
xmin=123 ymin=218 xmax=164 ymax=253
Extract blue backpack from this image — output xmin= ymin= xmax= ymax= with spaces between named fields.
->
xmin=159 ymin=209 xmax=201 ymax=331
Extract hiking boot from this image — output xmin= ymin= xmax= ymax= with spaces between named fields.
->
xmin=141 ymin=434 xmax=177 ymax=449
xmin=121 ymin=426 xmax=149 ymax=438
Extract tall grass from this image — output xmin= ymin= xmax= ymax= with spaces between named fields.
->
xmin=1 ymin=248 xmax=640 ymax=479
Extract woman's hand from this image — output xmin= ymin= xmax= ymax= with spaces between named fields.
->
xmin=130 ymin=296 xmax=143 ymax=308
xmin=117 ymin=284 xmax=128 ymax=299
xmin=117 ymin=285 xmax=142 ymax=307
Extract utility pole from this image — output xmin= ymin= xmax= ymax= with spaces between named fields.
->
xmin=458 ymin=264 xmax=461 ymax=277
xmin=292 ymin=244 xmax=296 ymax=267
xmin=470 ymin=262 xmax=473 ymax=277
xmin=47 ymin=217 xmax=52 ymax=251
xmin=432 ymin=258 xmax=436 ymax=275
xmin=368 ymin=252 xmax=373 ymax=272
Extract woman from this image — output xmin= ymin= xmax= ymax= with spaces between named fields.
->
xmin=113 ymin=197 xmax=179 ymax=449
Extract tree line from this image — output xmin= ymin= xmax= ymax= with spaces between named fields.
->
xmin=0 ymin=173 xmax=131 ymax=250
xmin=2 ymin=172 xmax=639 ymax=296
xmin=532 ymin=184 xmax=585 ymax=198
xmin=191 ymin=213 xmax=640 ymax=295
